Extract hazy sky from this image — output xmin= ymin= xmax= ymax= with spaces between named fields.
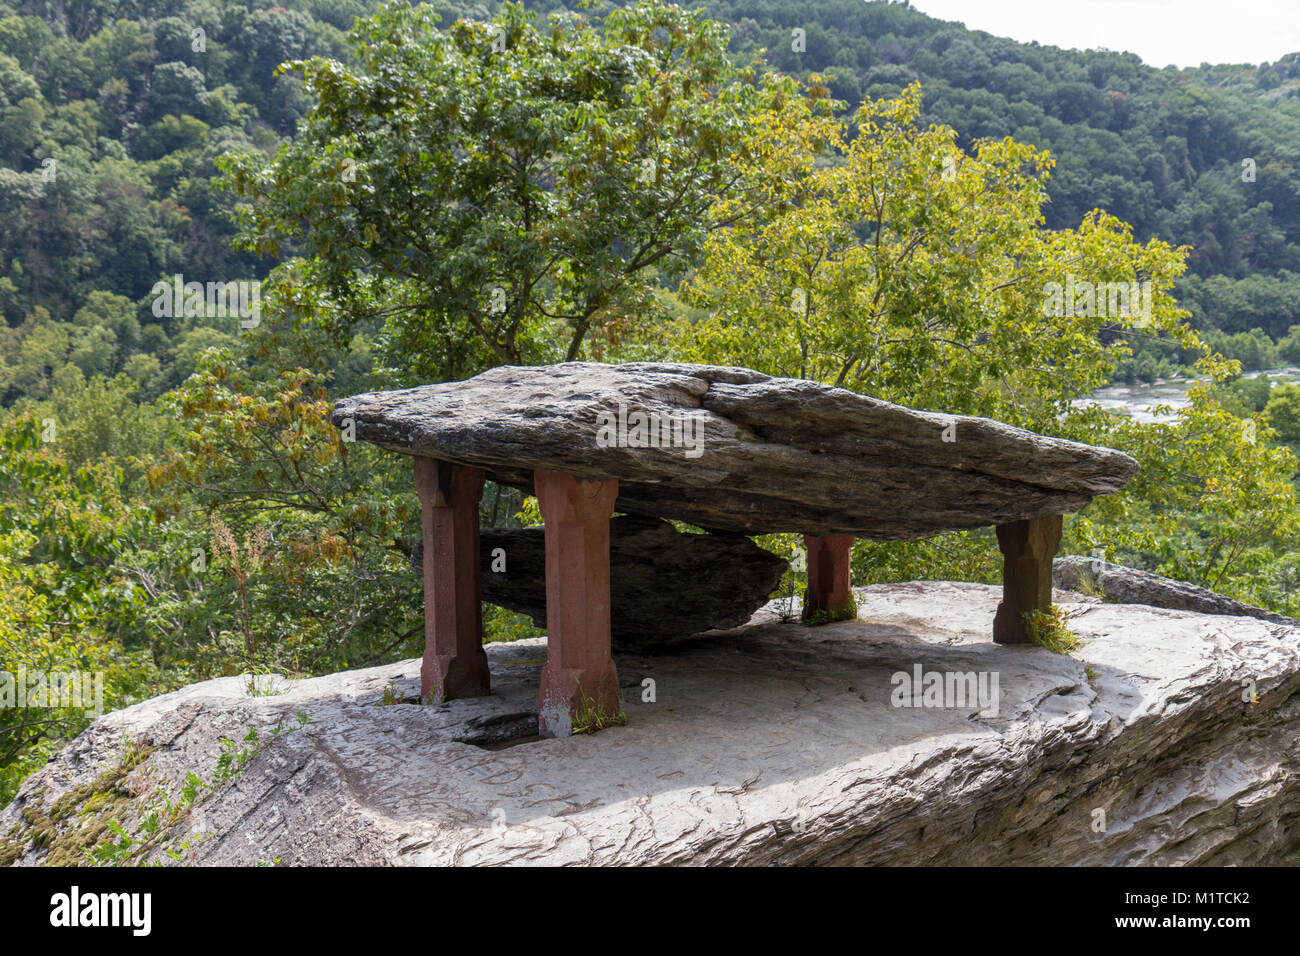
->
xmin=907 ymin=0 xmax=1300 ymax=69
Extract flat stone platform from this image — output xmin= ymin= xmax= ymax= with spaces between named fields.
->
xmin=6 ymin=583 xmax=1296 ymax=866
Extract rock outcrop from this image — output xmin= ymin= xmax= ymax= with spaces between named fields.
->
xmin=333 ymin=362 xmax=1139 ymax=537
xmin=413 ymin=517 xmax=788 ymax=646
xmin=1054 ymin=555 xmax=1296 ymax=625
xmin=5 ymin=582 xmax=1298 ymax=866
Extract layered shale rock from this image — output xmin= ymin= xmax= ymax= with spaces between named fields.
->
xmin=333 ymin=362 xmax=1140 ymax=537
xmin=1054 ymin=555 xmax=1296 ymax=626
xmin=411 ymin=516 xmax=788 ymax=645
xmin=5 ymin=582 xmax=1298 ymax=866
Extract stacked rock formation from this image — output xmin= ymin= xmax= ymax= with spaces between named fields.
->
xmin=332 ymin=361 xmax=1140 ymax=736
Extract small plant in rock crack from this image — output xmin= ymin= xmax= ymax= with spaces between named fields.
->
xmin=777 ymin=574 xmax=799 ymax=622
xmin=1025 ymin=606 xmax=1082 ymax=654
xmin=571 ymin=682 xmax=627 ymax=735
xmin=245 ymin=673 xmax=286 ymax=697
xmin=209 ymin=727 xmax=260 ymax=787
xmin=86 ymin=711 xmax=310 ymax=866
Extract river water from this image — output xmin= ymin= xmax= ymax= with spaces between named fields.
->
xmin=1078 ymin=367 xmax=1300 ymax=422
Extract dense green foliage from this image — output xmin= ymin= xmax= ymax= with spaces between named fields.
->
xmin=8 ymin=0 xmax=1300 ymax=388
xmin=224 ymin=0 xmax=777 ymax=379
xmin=697 ymin=0 xmax=1300 ymax=339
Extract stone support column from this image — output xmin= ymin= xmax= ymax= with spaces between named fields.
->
xmin=801 ymin=534 xmax=857 ymax=624
xmin=534 ymin=470 xmax=621 ymax=738
xmin=993 ymin=515 xmax=1064 ymax=644
xmin=414 ymin=457 xmax=490 ymax=702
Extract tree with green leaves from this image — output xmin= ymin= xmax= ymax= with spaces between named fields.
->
xmin=1069 ymin=356 xmax=1300 ymax=604
xmin=676 ymin=81 xmax=1196 ymax=428
xmin=222 ymin=0 xmax=780 ymax=382
xmin=1264 ymin=382 xmax=1300 ymax=445
xmin=0 ymin=413 xmax=160 ymax=805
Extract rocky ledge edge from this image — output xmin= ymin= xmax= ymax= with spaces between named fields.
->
xmin=3 ymin=581 xmax=1299 ymax=866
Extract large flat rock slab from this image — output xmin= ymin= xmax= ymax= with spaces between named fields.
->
xmin=5 ymin=583 xmax=1298 ymax=866
xmin=332 ymin=363 xmax=1139 ymax=537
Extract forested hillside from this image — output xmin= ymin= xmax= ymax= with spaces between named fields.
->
xmin=6 ymin=0 xmax=1300 ymax=398
xmin=0 ymin=0 xmax=482 ymax=401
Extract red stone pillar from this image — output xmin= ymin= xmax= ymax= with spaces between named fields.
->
xmin=534 ymin=470 xmax=620 ymax=738
xmin=802 ymin=534 xmax=857 ymax=623
xmin=414 ymin=457 xmax=490 ymax=702
xmin=993 ymin=515 xmax=1064 ymax=644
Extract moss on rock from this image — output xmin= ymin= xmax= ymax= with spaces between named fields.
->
xmin=802 ymin=594 xmax=858 ymax=626
xmin=4 ymin=742 xmax=156 ymax=867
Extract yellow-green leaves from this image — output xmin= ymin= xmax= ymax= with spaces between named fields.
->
xmin=676 ymin=82 xmax=1189 ymax=429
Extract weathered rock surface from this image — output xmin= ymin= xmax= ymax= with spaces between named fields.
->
xmin=412 ymin=517 xmax=787 ymax=645
xmin=1054 ymin=555 xmax=1296 ymax=626
xmin=5 ymin=582 xmax=1298 ymax=866
xmin=333 ymin=362 xmax=1139 ymax=537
